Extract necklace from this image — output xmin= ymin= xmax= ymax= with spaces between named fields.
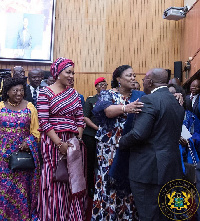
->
xmin=117 ymin=88 xmax=132 ymax=98
xmin=7 ymin=99 xmax=20 ymax=107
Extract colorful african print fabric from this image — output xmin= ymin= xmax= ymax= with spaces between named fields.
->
xmin=91 ymin=90 xmax=140 ymax=220
xmin=0 ymin=104 xmax=40 ymax=221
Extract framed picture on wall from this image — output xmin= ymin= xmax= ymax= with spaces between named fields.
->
xmin=0 ymin=0 xmax=56 ymax=63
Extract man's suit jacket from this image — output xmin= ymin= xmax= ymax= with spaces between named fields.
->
xmin=193 ymin=94 xmax=200 ymax=119
xmin=119 ymin=87 xmax=185 ymax=185
xmin=25 ymin=85 xmax=42 ymax=105
xmin=185 ymin=94 xmax=200 ymax=119
xmin=25 ymin=85 xmax=33 ymax=103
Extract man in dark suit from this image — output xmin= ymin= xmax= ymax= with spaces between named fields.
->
xmin=119 ymin=68 xmax=185 ymax=220
xmin=185 ymin=79 xmax=200 ymax=119
xmin=25 ymin=68 xmax=42 ymax=106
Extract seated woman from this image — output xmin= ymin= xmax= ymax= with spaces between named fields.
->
xmin=0 ymin=77 xmax=40 ymax=220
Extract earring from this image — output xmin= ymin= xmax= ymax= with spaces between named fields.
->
xmin=118 ymin=82 xmax=121 ymax=87
xmin=58 ymin=76 xmax=60 ymax=80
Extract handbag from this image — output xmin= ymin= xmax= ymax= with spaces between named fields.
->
xmin=53 ymin=155 xmax=69 ymax=183
xmin=9 ymin=151 xmax=35 ymax=171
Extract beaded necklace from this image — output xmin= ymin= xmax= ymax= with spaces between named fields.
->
xmin=7 ymin=99 xmax=21 ymax=107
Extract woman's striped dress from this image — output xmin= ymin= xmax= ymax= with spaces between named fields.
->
xmin=37 ymin=87 xmax=86 ymax=221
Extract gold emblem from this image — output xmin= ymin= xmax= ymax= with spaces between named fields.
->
xmin=158 ymin=179 xmax=199 ymax=220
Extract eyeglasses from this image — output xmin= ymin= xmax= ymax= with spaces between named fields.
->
xmin=97 ymin=83 xmax=108 ymax=87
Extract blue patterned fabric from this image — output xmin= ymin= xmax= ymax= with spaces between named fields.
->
xmin=183 ymin=110 xmax=200 ymax=152
xmin=108 ymin=90 xmax=145 ymax=183
xmin=179 ymin=138 xmax=199 ymax=174
xmin=179 ymin=110 xmax=200 ymax=174
xmin=91 ymin=89 xmax=144 ymax=220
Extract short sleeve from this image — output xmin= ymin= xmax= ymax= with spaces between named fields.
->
xmin=92 ymin=90 xmax=114 ymax=115
xmin=92 ymin=90 xmax=116 ymax=128
xmin=27 ymin=102 xmax=40 ymax=141
xmin=37 ymin=87 xmax=54 ymax=133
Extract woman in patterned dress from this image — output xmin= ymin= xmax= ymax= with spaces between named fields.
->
xmin=0 ymin=77 xmax=40 ymax=220
xmin=91 ymin=65 xmax=145 ymax=220
xmin=37 ymin=57 xmax=86 ymax=221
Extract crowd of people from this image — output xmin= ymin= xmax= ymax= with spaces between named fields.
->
xmin=0 ymin=57 xmax=200 ymax=221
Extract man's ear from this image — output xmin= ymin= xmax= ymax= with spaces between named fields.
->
xmin=149 ymin=79 xmax=153 ymax=87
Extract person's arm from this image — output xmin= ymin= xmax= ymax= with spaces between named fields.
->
xmin=174 ymin=93 xmax=184 ymax=106
xmin=119 ymin=97 xmax=155 ymax=150
xmin=46 ymin=130 xmax=70 ymax=155
xmin=28 ymin=102 xmax=40 ymax=141
xmin=77 ymin=127 xmax=84 ymax=139
xmin=84 ymin=117 xmax=98 ymax=131
xmin=74 ymin=94 xmax=85 ymax=138
xmin=83 ymin=97 xmax=99 ymax=130
xmin=104 ymin=98 xmax=144 ymax=118
xmin=20 ymin=102 xmax=40 ymax=151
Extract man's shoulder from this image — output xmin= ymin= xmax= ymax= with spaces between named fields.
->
xmin=86 ymin=94 xmax=98 ymax=101
xmin=140 ymin=88 xmax=178 ymax=104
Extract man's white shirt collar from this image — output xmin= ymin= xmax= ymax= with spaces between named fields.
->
xmin=29 ymin=85 xmax=40 ymax=97
xmin=151 ymin=86 xmax=168 ymax=94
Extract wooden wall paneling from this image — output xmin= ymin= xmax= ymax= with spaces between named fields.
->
xmin=104 ymin=0 xmax=184 ymax=75
xmin=181 ymin=0 xmax=200 ymax=82
xmin=74 ymin=72 xmax=113 ymax=98
xmin=54 ymin=0 xmax=106 ymax=72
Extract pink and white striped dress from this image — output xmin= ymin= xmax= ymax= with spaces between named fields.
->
xmin=37 ymin=87 xmax=86 ymax=221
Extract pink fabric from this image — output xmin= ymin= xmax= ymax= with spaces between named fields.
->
xmin=50 ymin=57 xmax=74 ymax=80
xmin=67 ymin=137 xmax=86 ymax=194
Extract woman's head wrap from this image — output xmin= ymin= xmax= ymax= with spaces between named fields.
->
xmin=50 ymin=57 xmax=74 ymax=80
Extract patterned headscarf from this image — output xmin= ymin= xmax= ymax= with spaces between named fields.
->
xmin=50 ymin=57 xmax=74 ymax=80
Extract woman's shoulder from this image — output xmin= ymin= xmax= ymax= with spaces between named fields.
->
xmin=27 ymin=101 xmax=34 ymax=109
xmin=100 ymin=89 xmax=117 ymax=96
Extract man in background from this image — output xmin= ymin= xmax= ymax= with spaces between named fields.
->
xmin=168 ymin=77 xmax=181 ymax=86
xmin=185 ymin=79 xmax=200 ymax=119
xmin=83 ymin=77 xmax=107 ymax=198
xmin=119 ymin=68 xmax=184 ymax=220
xmin=13 ymin=66 xmax=26 ymax=79
xmin=25 ymin=68 xmax=42 ymax=106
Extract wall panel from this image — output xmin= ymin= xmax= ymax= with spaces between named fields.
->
xmin=181 ymin=0 xmax=200 ymax=83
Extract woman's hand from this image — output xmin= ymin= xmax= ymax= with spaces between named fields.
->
xmin=58 ymin=142 xmax=73 ymax=155
xmin=19 ymin=141 xmax=30 ymax=151
xmin=179 ymin=136 xmax=188 ymax=147
xmin=174 ymin=93 xmax=184 ymax=106
xmin=125 ymin=99 xmax=144 ymax=114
